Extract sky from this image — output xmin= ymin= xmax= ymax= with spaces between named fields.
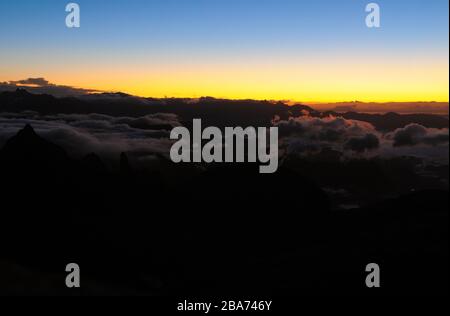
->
xmin=0 ymin=0 xmax=448 ymax=102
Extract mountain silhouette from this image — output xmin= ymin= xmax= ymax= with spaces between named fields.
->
xmin=1 ymin=90 xmax=447 ymax=130
xmin=0 ymin=124 xmax=68 ymax=164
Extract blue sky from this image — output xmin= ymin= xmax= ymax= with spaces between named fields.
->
xmin=1 ymin=0 xmax=448 ymax=52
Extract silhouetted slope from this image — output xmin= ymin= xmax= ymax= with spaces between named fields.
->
xmin=327 ymin=190 xmax=449 ymax=294
xmin=80 ymin=153 xmax=108 ymax=174
xmin=0 ymin=125 xmax=447 ymax=295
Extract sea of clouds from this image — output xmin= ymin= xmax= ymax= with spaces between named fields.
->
xmin=0 ymin=111 xmax=448 ymax=166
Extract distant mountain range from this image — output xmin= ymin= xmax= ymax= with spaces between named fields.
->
xmin=311 ymin=101 xmax=449 ymax=115
xmin=0 ymin=89 xmax=448 ymax=131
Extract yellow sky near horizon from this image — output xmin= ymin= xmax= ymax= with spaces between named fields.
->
xmin=1 ymin=55 xmax=448 ymax=103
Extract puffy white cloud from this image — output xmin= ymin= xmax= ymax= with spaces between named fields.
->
xmin=386 ymin=124 xmax=449 ymax=147
xmin=273 ymin=115 xmax=381 ymax=155
xmin=273 ymin=115 xmax=449 ymax=164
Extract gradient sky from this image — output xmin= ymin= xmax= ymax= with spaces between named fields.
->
xmin=0 ymin=0 xmax=448 ymax=102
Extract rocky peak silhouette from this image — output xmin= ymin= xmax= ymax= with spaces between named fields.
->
xmin=0 ymin=124 xmax=69 ymax=164
xmin=18 ymin=123 xmax=37 ymax=137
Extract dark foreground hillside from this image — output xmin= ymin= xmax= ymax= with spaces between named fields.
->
xmin=0 ymin=125 xmax=448 ymax=295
